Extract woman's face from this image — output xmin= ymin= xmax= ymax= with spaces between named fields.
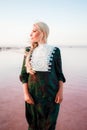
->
xmin=30 ymin=25 xmax=43 ymax=43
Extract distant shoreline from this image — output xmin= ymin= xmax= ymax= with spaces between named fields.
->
xmin=0 ymin=45 xmax=87 ymax=51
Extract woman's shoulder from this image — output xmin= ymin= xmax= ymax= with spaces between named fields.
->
xmin=54 ymin=46 xmax=60 ymax=51
xmin=48 ymin=44 xmax=60 ymax=52
xmin=49 ymin=45 xmax=61 ymax=58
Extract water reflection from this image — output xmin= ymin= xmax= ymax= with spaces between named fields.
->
xmin=0 ymin=47 xmax=87 ymax=130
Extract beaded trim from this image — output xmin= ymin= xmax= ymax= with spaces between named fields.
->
xmin=30 ymin=45 xmax=57 ymax=72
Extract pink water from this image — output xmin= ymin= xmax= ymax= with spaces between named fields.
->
xmin=0 ymin=48 xmax=87 ymax=130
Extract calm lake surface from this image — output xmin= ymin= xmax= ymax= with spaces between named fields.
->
xmin=0 ymin=47 xmax=87 ymax=130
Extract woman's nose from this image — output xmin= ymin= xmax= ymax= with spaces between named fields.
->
xmin=30 ymin=32 xmax=32 ymax=37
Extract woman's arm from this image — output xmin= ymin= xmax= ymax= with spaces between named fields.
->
xmin=20 ymin=47 xmax=34 ymax=104
xmin=55 ymin=81 xmax=63 ymax=104
xmin=22 ymin=83 xmax=34 ymax=104
xmin=54 ymin=48 xmax=66 ymax=104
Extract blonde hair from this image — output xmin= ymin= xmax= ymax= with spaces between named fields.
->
xmin=34 ymin=22 xmax=49 ymax=42
xmin=25 ymin=22 xmax=49 ymax=74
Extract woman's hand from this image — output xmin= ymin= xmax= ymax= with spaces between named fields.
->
xmin=22 ymin=83 xmax=34 ymax=104
xmin=24 ymin=93 xmax=34 ymax=104
xmin=55 ymin=81 xmax=64 ymax=104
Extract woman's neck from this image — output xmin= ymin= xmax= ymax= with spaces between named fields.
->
xmin=38 ymin=40 xmax=47 ymax=45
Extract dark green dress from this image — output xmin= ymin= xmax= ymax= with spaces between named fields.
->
xmin=20 ymin=44 xmax=65 ymax=130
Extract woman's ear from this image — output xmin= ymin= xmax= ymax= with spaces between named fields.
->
xmin=39 ymin=31 xmax=44 ymax=41
xmin=42 ymin=31 xmax=46 ymax=40
xmin=43 ymin=32 xmax=47 ymax=41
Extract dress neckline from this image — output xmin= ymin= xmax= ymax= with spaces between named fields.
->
xmin=38 ymin=43 xmax=47 ymax=47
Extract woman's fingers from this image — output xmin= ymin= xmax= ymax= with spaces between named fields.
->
xmin=55 ymin=96 xmax=63 ymax=104
xmin=55 ymin=96 xmax=59 ymax=103
xmin=27 ymin=98 xmax=34 ymax=104
xmin=28 ymin=95 xmax=34 ymax=104
xmin=25 ymin=94 xmax=34 ymax=104
xmin=26 ymin=98 xmax=34 ymax=104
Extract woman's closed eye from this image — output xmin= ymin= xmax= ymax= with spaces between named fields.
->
xmin=33 ymin=30 xmax=37 ymax=32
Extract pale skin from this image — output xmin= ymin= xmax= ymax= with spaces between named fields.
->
xmin=22 ymin=24 xmax=64 ymax=105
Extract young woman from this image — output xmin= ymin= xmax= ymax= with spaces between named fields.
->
xmin=20 ymin=22 xmax=66 ymax=130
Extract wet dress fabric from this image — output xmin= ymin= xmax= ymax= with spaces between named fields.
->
xmin=20 ymin=44 xmax=66 ymax=130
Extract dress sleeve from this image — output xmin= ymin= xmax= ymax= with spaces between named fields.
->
xmin=19 ymin=47 xmax=30 ymax=83
xmin=55 ymin=47 xmax=66 ymax=82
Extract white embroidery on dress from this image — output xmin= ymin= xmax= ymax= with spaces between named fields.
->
xmin=30 ymin=44 xmax=56 ymax=72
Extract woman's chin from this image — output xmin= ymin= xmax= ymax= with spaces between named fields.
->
xmin=30 ymin=39 xmax=35 ymax=43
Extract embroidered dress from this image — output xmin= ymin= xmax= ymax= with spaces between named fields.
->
xmin=20 ymin=44 xmax=65 ymax=130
